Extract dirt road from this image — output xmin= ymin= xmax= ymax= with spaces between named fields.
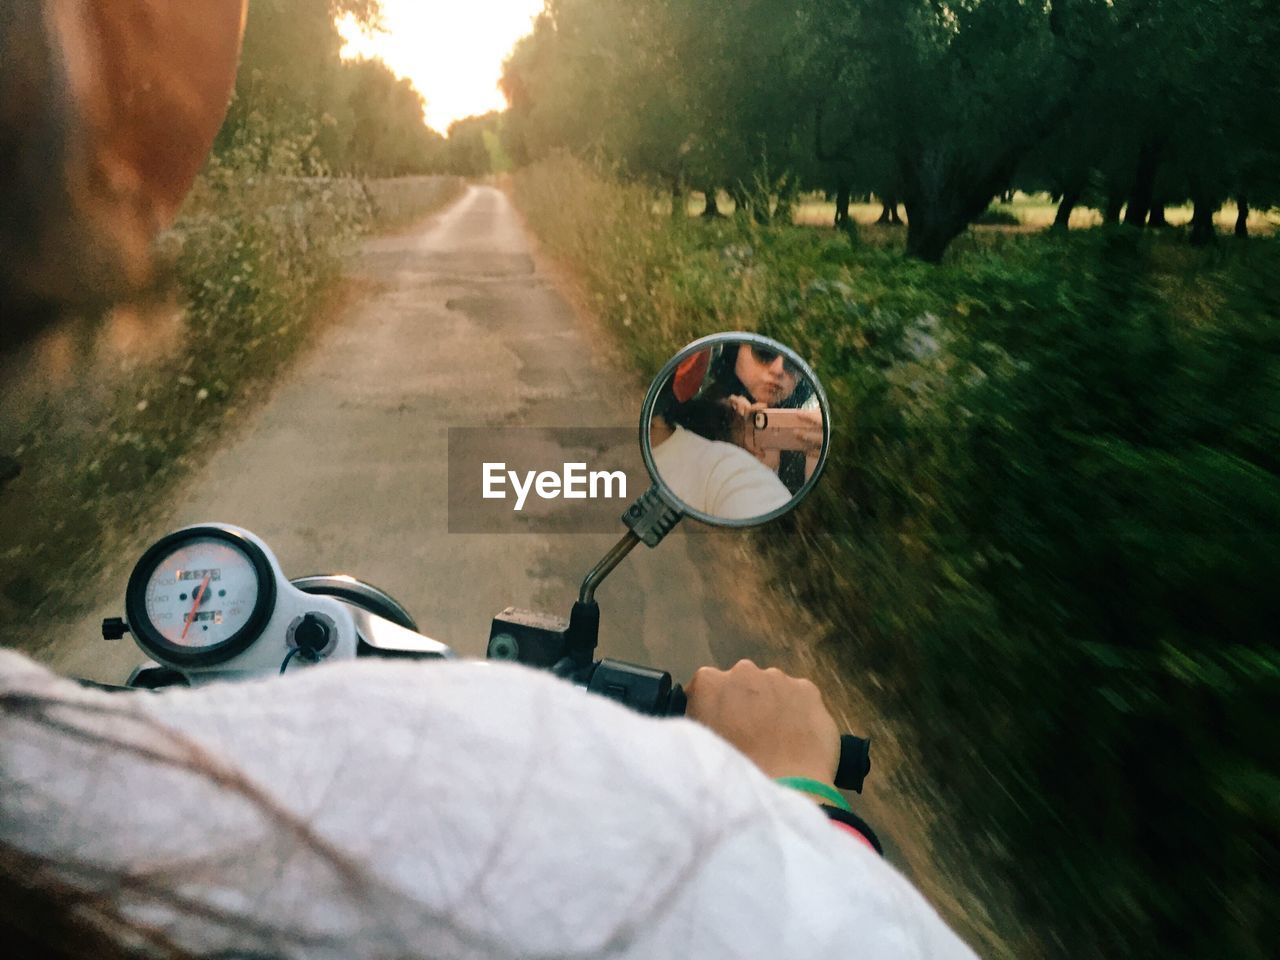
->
xmin=47 ymin=185 xmax=778 ymax=685
xmin=37 ymin=183 xmax=1016 ymax=954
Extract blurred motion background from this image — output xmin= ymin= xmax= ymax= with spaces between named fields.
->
xmin=2 ymin=2 xmax=1276 ymax=958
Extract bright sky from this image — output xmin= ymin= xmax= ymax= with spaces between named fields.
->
xmin=338 ymin=1 xmax=544 ymax=135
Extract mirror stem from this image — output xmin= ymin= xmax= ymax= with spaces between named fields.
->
xmin=579 ymin=530 xmax=641 ymax=605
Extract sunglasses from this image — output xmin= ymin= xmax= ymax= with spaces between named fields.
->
xmin=748 ymin=344 xmax=801 ymax=376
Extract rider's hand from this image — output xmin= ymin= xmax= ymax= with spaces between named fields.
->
xmin=686 ymin=658 xmax=840 ymax=785
xmin=727 ymin=394 xmax=765 ymax=417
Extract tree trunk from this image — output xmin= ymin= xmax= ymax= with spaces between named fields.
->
xmin=899 ymin=158 xmax=1002 ymax=262
xmin=1189 ymin=183 xmax=1217 ymax=247
xmin=834 ymin=182 xmax=851 ymax=229
xmin=700 ymin=187 xmax=721 ymax=219
xmin=773 ymin=179 xmax=799 ymax=225
xmin=1052 ymin=187 xmax=1081 ymax=231
xmin=670 ymin=175 xmax=686 ymax=221
xmin=903 ymin=196 xmax=970 ymax=263
xmin=876 ymin=197 xmax=903 ymax=225
xmin=728 ymin=184 xmax=751 ymax=221
xmin=1124 ymin=138 xmax=1162 ymax=228
xmin=1001 ymin=189 xmax=1016 ymax=203
xmin=1235 ymin=196 xmax=1249 ymax=237
xmin=1104 ymin=193 xmax=1125 ymax=225
xmin=1148 ymin=201 xmax=1168 ymax=228
xmin=878 ymin=20 xmax=1140 ymax=262
xmin=904 ymin=214 xmax=962 ymax=263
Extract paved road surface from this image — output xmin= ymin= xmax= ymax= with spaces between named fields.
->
xmin=48 ymin=185 xmax=775 ymax=685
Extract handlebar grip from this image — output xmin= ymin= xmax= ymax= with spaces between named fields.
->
xmin=668 ymin=685 xmax=871 ymax=793
xmin=667 ymin=683 xmax=688 ymax=716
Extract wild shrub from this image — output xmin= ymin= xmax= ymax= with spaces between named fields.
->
xmin=0 ymin=140 xmax=460 ymax=644
xmin=514 ymin=157 xmax=1280 ymax=959
xmin=779 ymin=231 xmax=1280 ymax=957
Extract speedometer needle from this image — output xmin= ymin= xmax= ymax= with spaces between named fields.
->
xmin=181 ymin=574 xmax=211 ymax=641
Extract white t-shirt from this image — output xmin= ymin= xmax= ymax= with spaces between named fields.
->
xmin=0 ymin=650 xmax=977 ymax=959
xmin=652 ymin=425 xmax=792 ymax=520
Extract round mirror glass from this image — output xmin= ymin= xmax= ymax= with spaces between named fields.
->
xmin=639 ymin=333 xmax=831 ymax=526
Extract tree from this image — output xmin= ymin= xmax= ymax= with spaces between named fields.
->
xmin=446 ymin=113 xmax=509 ymax=176
xmin=502 ymin=1 xmax=708 ymax=202
xmin=501 ymin=0 xmax=1277 ymax=259
xmin=217 ymin=1 xmax=383 ymax=169
xmin=214 ymin=1 xmax=454 ymax=177
xmin=343 ymin=58 xmax=445 ymax=176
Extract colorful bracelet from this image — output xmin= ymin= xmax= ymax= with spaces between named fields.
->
xmin=775 ymin=776 xmax=852 ymax=813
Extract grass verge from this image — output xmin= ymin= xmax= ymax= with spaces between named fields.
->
xmin=513 ymin=154 xmax=1279 ymax=960
xmin=0 ymin=173 xmax=462 ymax=651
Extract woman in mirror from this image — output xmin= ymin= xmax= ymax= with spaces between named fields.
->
xmin=722 ymin=345 xmax=824 ymax=493
xmin=648 ymin=351 xmax=793 ymax=521
xmin=662 ymin=344 xmax=825 ymax=496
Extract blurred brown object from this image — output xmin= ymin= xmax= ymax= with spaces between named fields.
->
xmin=0 ymin=0 xmax=246 ymax=346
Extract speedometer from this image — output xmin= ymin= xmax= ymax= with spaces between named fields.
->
xmin=125 ymin=526 xmax=276 ymax=667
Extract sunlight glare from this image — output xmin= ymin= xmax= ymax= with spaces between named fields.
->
xmin=338 ymin=1 xmax=544 ymax=134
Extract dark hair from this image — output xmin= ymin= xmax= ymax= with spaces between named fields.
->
xmin=722 ymin=345 xmax=814 ymax=493
xmin=655 ymin=383 xmax=737 ymax=441
xmin=715 ymin=344 xmax=814 ymax=409
xmin=1 ymin=843 xmax=189 ymax=960
xmin=0 ymin=687 xmax=352 ymax=960
xmin=656 ymin=344 xmax=816 ymax=479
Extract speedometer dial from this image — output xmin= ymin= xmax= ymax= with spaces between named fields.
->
xmin=125 ymin=526 xmax=277 ymax=667
xmin=143 ymin=538 xmax=258 ymax=647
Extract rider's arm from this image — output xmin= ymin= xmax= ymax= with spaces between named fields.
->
xmin=705 ymin=443 xmax=793 ymax=518
xmin=686 ymin=658 xmax=882 ymax=852
xmin=0 ymin=650 xmax=976 ymax=958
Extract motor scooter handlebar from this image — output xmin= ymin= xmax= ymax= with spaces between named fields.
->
xmin=490 ymin=616 xmax=873 ymax=794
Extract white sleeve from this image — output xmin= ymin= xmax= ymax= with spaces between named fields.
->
xmin=0 ymin=651 xmax=978 ymax=960
xmin=705 ymin=444 xmax=793 ymax=519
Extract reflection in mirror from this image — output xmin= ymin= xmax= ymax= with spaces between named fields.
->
xmin=644 ymin=337 xmax=828 ymax=524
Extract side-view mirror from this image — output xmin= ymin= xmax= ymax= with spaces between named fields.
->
xmin=484 ymin=334 xmax=866 ymax=779
xmin=577 ymin=332 xmax=831 ymax=606
xmin=490 ymin=332 xmax=833 ymax=698
xmin=638 ymin=332 xmax=830 ymax=526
